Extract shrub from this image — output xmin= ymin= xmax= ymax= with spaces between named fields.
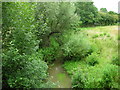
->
xmin=99 ymin=64 xmax=119 ymax=88
xmin=42 ymin=37 xmax=60 ymax=63
xmin=2 ymin=49 xmax=52 ymax=88
xmin=62 ymin=32 xmax=91 ymax=60
xmin=89 ymin=42 xmax=101 ymax=54
xmin=86 ymin=52 xmax=99 ymax=66
xmin=72 ymin=70 xmax=87 ymax=88
xmin=71 ymin=64 xmax=119 ymax=88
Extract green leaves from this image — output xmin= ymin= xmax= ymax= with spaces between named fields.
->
xmin=2 ymin=2 xmax=51 ymax=88
xmin=75 ymin=2 xmax=98 ymax=26
xmin=86 ymin=52 xmax=99 ymax=66
xmin=62 ymin=31 xmax=91 ymax=60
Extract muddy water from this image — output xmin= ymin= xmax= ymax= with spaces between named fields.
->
xmin=48 ymin=60 xmax=72 ymax=88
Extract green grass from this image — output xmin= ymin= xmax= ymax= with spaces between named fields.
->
xmin=63 ymin=25 xmax=119 ymax=88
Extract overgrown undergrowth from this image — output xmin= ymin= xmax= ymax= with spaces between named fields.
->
xmin=63 ymin=26 xmax=119 ymax=88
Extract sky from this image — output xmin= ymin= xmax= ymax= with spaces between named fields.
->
xmin=93 ymin=0 xmax=119 ymax=13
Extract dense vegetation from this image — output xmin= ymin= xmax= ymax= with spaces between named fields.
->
xmin=63 ymin=26 xmax=119 ymax=88
xmin=2 ymin=2 xmax=119 ymax=89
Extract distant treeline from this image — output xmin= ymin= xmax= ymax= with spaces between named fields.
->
xmin=75 ymin=2 xmax=119 ymax=26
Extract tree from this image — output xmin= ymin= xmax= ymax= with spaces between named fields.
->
xmin=108 ymin=11 xmax=117 ymax=15
xmin=100 ymin=8 xmax=108 ymax=13
xmin=98 ymin=11 xmax=118 ymax=26
xmin=75 ymin=2 xmax=98 ymax=26
xmin=35 ymin=2 xmax=79 ymax=47
xmin=2 ymin=2 xmax=51 ymax=88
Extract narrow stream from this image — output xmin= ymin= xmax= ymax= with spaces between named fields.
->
xmin=48 ymin=59 xmax=72 ymax=88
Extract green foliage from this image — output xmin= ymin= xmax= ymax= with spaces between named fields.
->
xmin=86 ymin=52 xmax=99 ymax=66
xmin=108 ymin=11 xmax=117 ymax=14
xmin=63 ymin=26 xmax=119 ymax=88
xmin=72 ymin=70 xmax=86 ymax=88
xmin=2 ymin=2 xmax=37 ymax=50
xmin=99 ymin=64 xmax=119 ymax=88
xmin=2 ymin=2 xmax=53 ymax=88
xmin=112 ymin=54 xmax=119 ymax=66
xmin=75 ymin=2 xmax=98 ymax=26
xmin=2 ymin=47 xmax=51 ymax=88
xmin=41 ymin=37 xmax=60 ymax=63
xmin=100 ymin=8 xmax=108 ymax=13
xmin=42 ymin=47 xmax=57 ymax=63
xmin=2 ymin=1 xmax=119 ymax=89
xmin=62 ymin=31 xmax=91 ymax=60
xmin=10 ymin=54 xmax=47 ymax=88
xmin=70 ymin=64 xmax=119 ymax=88
xmin=36 ymin=2 xmax=79 ymax=47
xmin=88 ymin=40 xmax=101 ymax=54
xmin=46 ymin=2 xmax=79 ymax=32
xmin=98 ymin=12 xmax=118 ymax=26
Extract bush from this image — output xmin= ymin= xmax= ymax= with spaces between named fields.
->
xmin=42 ymin=37 xmax=60 ymax=63
xmin=62 ymin=32 xmax=91 ymax=60
xmin=2 ymin=49 xmax=52 ymax=88
xmin=86 ymin=52 xmax=99 ymax=66
xmin=71 ymin=64 xmax=119 ymax=88
xmin=99 ymin=64 xmax=119 ymax=88
xmin=72 ymin=70 xmax=87 ymax=88
xmin=42 ymin=47 xmax=57 ymax=63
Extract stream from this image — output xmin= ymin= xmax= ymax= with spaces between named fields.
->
xmin=48 ymin=59 xmax=72 ymax=88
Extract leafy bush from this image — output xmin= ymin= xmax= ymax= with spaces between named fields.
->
xmin=62 ymin=32 xmax=91 ymax=60
xmin=72 ymin=70 xmax=87 ymax=88
xmin=99 ymin=64 xmax=119 ymax=88
xmin=2 ymin=49 xmax=52 ymax=88
xmin=98 ymin=12 xmax=118 ymax=26
xmin=86 ymin=52 xmax=99 ymax=66
xmin=42 ymin=47 xmax=57 ymax=63
xmin=42 ymin=37 xmax=60 ymax=63
xmin=71 ymin=64 xmax=119 ymax=88
xmin=2 ymin=2 xmax=54 ymax=88
xmin=89 ymin=42 xmax=101 ymax=54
